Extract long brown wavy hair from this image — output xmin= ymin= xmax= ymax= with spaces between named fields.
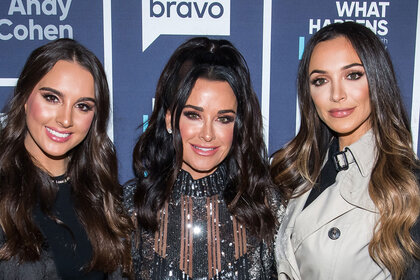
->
xmin=270 ymin=22 xmax=420 ymax=279
xmin=0 ymin=39 xmax=132 ymax=274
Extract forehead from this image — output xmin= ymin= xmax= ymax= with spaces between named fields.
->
xmin=36 ymin=60 xmax=95 ymax=99
xmin=309 ymin=36 xmax=362 ymax=71
xmin=186 ymin=78 xmax=237 ymax=108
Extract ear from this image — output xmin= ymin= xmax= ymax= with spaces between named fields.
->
xmin=165 ymin=110 xmax=172 ymax=132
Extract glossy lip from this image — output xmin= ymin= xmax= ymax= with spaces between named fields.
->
xmin=190 ymin=144 xmax=219 ymax=156
xmin=328 ymin=107 xmax=355 ymax=118
xmin=45 ymin=126 xmax=72 ymax=143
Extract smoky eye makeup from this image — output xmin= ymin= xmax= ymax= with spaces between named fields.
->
xmin=183 ymin=110 xmax=201 ymax=120
xmin=346 ymin=70 xmax=365 ymax=80
xmin=310 ymin=77 xmax=327 ymax=87
xmin=218 ymin=115 xmax=235 ymax=124
xmin=76 ymin=102 xmax=95 ymax=112
xmin=41 ymin=93 xmax=60 ymax=103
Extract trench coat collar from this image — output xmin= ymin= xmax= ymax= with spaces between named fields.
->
xmin=338 ymin=129 xmax=377 ymax=212
xmin=341 ymin=129 xmax=376 ymax=178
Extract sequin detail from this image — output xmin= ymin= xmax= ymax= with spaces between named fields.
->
xmin=124 ymin=165 xmax=282 ymax=279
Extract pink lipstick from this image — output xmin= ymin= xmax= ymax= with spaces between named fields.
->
xmin=191 ymin=144 xmax=219 ymax=156
xmin=45 ymin=126 xmax=72 ymax=143
xmin=328 ymin=107 xmax=355 ymax=118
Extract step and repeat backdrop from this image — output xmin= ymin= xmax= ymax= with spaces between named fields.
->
xmin=0 ymin=0 xmax=419 ymax=182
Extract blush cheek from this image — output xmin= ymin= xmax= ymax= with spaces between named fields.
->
xmin=26 ymin=96 xmax=53 ymax=126
xmin=225 ymin=130 xmax=234 ymax=147
xmin=75 ymin=114 xmax=95 ymax=136
xmin=179 ymin=119 xmax=201 ymax=142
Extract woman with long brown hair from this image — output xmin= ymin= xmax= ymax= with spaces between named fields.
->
xmin=0 ymin=38 xmax=132 ymax=279
xmin=272 ymin=22 xmax=419 ymax=279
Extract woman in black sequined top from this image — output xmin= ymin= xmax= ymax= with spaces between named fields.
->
xmin=0 ymin=39 xmax=131 ymax=279
xmin=126 ymin=37 xmax=284 ymax=279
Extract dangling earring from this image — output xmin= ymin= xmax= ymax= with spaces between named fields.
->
xmin=167 ymin=128 xmax=172 ymax=134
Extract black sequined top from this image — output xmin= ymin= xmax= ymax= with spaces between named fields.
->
xmin=124 ymin=165 xmax=281 ymax=280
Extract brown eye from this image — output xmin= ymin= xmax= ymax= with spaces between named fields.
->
xmin=311 ymin=78 xmax=326 ymax=86
xmin=42 ymin=94 xmax=59 ymax=103
xmin=76 ymin=103 xmax=94 ymax=112
xmin=183 ymin=111 xmax=200 ymax=120
xmin=347 ymin=72 xmax=364 ymax=80
xmin=218 ymin=116 xmax=235 ymax=124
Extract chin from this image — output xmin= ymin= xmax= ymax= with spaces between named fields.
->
xmin=42 ymin=150 xmax=70 ymax=159
xmin=189 ymin=162 xmax=219 ymax=174
xmin=195 ymin=166 xmax=217 ymax=173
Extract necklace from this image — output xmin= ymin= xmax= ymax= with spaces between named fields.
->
xmin=52 ymin=176 xmax=70 ymax=184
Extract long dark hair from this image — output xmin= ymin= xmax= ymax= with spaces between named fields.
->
xmin=271 ymin=22 xmax=420 ymax=279
xmin=132 ymin=37 xmax=278 ymax=241
xmin=0 ymin=38 xmax=132 ymax=273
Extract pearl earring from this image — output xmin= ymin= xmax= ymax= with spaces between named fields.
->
xmin=167 ymin=128 xmax=172 ymax=134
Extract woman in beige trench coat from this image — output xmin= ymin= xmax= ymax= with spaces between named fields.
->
xmin=271 ymin=22 xmax=419 ymax=280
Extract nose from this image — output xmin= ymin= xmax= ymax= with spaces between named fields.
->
xmin=199 ymin=119 xmax=215 ymax=142
xmin=330 ymin=80 xmax=346 ymax=102
xmin=56 ymin=104 xmax=73 ymax=128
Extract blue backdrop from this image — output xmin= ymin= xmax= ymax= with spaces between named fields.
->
xmin=1 ymin=0 xmax=419 ymax=183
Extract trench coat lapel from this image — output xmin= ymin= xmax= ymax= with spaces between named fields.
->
xmin=292 ymin=178 xmax=356 ymax=252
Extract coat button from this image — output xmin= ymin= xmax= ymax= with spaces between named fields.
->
xmin=328 ymin=227 xmax=341 ymax=240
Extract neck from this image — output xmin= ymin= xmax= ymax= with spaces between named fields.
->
xmin=338 ymin=119 xmax=372 ymax=151
xmin=34 ymin=156 xmax=69 ymax=177
xmin=24 ymin=134 xmax=69 ymax=176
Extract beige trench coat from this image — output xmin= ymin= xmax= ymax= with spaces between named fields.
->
xmin=275 ymin=130 xmax=391 ymax=280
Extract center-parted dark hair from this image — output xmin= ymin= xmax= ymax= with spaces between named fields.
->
xmin=132 ymin=37 xmax=278 ymax=240
xmin=271 ymin=22 xmax=420 ymax=279
xmin=0 ymin=38 xmax=132 ymax=273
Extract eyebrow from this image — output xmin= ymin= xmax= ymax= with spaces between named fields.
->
xmin=218 ymin=109 xmax=236 ymax=115
xmin=39 ymin=87 xmax=96 ymax=103
xmin=309 ymin=62 xmax=364 ymax=76
xmin=342 ymin=63 xmax=363 ymax=70
xmin=39 ymin=87 xmax=62 ymax=96
xmin=184 ymin=104 xmax=236 ymax=114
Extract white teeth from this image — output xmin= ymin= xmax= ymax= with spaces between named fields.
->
xmin=194 ymin=146 xmax=215 ymax=151
xmin=46 ymin=127 xmax=70 ymax=138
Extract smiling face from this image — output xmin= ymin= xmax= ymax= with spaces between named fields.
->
xmin=24 ymin=60 xmax=96 ymax=175
xmin=168 ymin=78 xmax=237 ymax=179
xmin=308 ymin=36 xmax=371 ymax=149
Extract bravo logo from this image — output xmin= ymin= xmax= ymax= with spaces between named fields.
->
xmin=142 ymin=0 xmax=230 ymax=51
